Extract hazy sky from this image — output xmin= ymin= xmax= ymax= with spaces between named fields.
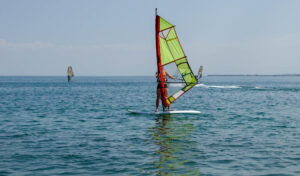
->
xmin=1 ymin=0 xmax=300 ymax=76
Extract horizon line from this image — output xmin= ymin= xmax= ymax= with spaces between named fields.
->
xmin=1 ymin=74 xmax=300 ymax=77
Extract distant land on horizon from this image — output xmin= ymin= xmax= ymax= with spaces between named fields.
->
xmin=207 ymin=74 xmax=300 ymax=76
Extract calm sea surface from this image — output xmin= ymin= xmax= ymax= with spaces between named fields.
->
xmin=0 ymin=76 xmax=299 ymax=176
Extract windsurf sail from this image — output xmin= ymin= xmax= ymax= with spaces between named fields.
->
xmin=67 ymin=66 xmax=74 ymax=77
xmin=67 ymin=66 xmax=74 ymax=82
xmin=197 ymin=66 xmax=203 ymax=80
xmin=155 ymin=9 xmax=199 ymax=107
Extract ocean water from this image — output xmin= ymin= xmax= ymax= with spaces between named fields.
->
xmin=0 ymin=76 xmax=299 ymax=176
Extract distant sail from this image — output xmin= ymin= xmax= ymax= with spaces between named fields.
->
xmin=197 ymin=66 xmax=203 ymax=80
xmin=67 ymin=66 xmax=74 ymax=82
xmin=156 ymin=13 xmax=198 ymax=107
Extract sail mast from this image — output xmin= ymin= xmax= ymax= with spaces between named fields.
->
xmin=155 ymin=8 xmax=168 ymax=108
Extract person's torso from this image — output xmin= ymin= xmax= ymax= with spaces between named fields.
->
xmin=157 ymin=71 xmax=167 ymax=83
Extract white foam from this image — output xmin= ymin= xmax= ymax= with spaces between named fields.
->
xmin=168 ymin=83 xmax=185 ymax=87
xmin=255 ymin=86 xmax=265 ymax=90
xmin=196 ymin=84 xmax=241 ymax=89
xmin=169 ymin=83 xmax=241 ymax=89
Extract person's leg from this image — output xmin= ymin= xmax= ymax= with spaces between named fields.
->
xmin=165 ymin=88 xmax=170 ymax=111
xmin=156 ymin=88 xmax=161 ymax=112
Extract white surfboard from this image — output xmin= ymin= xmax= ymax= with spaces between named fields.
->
xmin=128 ymin=110 xmax=201 ymax=115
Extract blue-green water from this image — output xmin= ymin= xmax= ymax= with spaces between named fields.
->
xmin=0 ymin=76 xmax=300 ymax=176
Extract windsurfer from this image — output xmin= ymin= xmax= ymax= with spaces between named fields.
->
xmin=156 ymin=69 xmax=175 ymax=112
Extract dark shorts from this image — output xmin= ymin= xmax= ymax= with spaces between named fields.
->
xmin=157 ymin=84 xmax=168 ymax=89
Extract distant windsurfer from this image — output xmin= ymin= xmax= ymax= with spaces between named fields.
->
xmin=67 ymin=66 xmax=74 ymax=82
xmin=156 ymin=68 xmax=175 ymax=112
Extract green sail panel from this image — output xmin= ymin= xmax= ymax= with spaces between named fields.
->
xmin=159 ymin=27 xmax=185 ymax=66
xmin=175 ymin=58 xmax=197 ymax=84
xmin=159 ymin=36 xmax=173 ymax=65
xmin=159 ymin=17 xmax=173 ymax=31
xmin=166 ymin=28 xmax=185 ymax=60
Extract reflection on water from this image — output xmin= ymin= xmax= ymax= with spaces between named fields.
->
xmin=149 ymin=115 xmax=200 ymax=175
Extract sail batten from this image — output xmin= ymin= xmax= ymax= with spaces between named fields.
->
xmin=156 ymin=15 xmax=198 ymax=107
xmin=161 ymin=56 xmax=186 ymax=66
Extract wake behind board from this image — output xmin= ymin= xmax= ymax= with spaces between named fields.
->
xmin=128 ymin=110 xmax=201 ymax=115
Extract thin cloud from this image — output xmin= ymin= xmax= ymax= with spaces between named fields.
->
xmin=0 ymin=39 xmax=54 ymax=48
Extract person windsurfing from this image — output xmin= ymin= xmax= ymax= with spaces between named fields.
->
xmin=156 ymin=68 xmax=175 ymax=112
xmin=67 ymin=66 xmax=74 ymax=82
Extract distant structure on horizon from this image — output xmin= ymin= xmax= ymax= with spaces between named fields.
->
xmin=67 ymin=66 xmax=74 ymax=82
xmin=207 ymin=74 xmax=300 ymax=76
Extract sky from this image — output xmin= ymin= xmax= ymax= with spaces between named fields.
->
xmin=1 ymin=0 xmax=300 ymax=76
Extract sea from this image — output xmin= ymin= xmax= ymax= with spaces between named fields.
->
xmin=0 ymin=76 xmax=299 ymax=176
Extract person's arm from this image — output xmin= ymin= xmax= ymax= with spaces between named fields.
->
xmin=166 ymin=71 xmax=175 ymax=79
